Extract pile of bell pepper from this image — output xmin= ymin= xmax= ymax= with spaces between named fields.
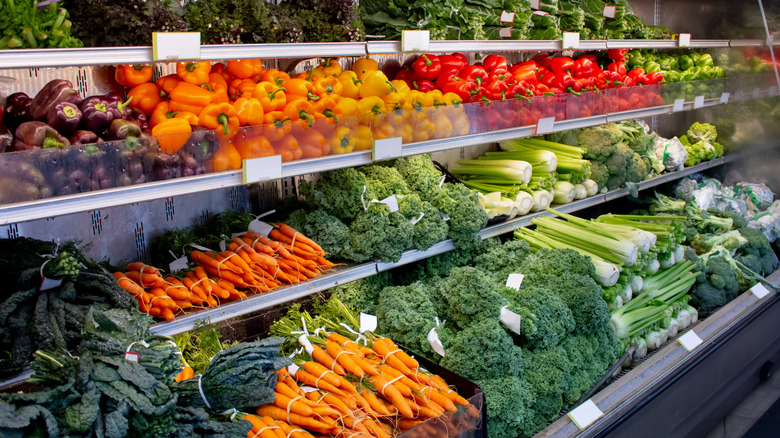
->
xmin=120 ymin=57 xmax=472 ymax=171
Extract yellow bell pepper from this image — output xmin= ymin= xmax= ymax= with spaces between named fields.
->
xmin=357 ymin=96 xmax=386 ymax=126
xmin=354 ymin=124 xmax=373 ymax=150
xmin=422 ymin=90 xmax=444 ymax=108
xmin=374 ymin=122 xmax=395 ymax=140
xmin=433 ymin=113 xmax=454 ymax=139
xmin=358 ymin=70 xmax=395 ymax=98
xmin=337 ymin=71 xmax=362 ymax=99
xmin=398 ymin=123 xmax=413 ymax=144
xmin=352 ymin=57 xmax=379 ymax=80
xmin=391 ymin=80 xmax=411 ymax=94
xmin=330 ymin=126 xmax=356 ymax=154
xmin=320 ymin=58 xmax=343 ymax=77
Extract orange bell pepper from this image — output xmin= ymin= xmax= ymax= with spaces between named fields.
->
xmin=128 ymin=82 xmax=163 ymax=116
xmin=152 ymin=118 xmax=192 ymax=154
xmin=282 ymin=99 xmax=316 ymax=128
xmin=274 ymin=134 xmax=302 ymax=162
xmin=170 ymin=82 xmax=213 ymax=113
xmin=254 ymin=82 xmax=287 ymax=112
xmin=313 ymin=76 xmax=343 ymax=99
xmin=262 ymin=69 xmax=290 ymax=87
xmin=210 ymin=62 xmax=233 ymax=84
xmin=233 ymin=97 xmax=264 ymax=126
xmin=207 ymin=73 xmax=230 ymax=103
xmin=232 ymin=128 xmax=274 ymax=160
xmin=262 ymin=112 xmax=292 ymax=142
xmin=174 ymin=111 xmax=199 ymax=125
xmin=298 ymin=129 xmax=329 ymax=158
xmin=200 ymin=102 xmax=240 ymax=135
xmin=115 ymin=64 xmax=153 ymax=88
xmin=230 ymin=78 xmax=259 ymax=100
xmin=156 ymin=74 xmax=182 ymax=95
xmin=150 ymin=101 xmax=174 ymax=128
xmin=227 ymin=59 xmax=266 ymax=79
xmin=177 ymin=61 xmax=212 ymax=84
xmin=284 ymin=78 xmax=320 ymax=102
xmin=212 ymin=137 xmax=242 ymax=171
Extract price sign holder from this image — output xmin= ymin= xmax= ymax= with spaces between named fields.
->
xmin=750 ymin=283 xmax=772 ymax=299
xmin=678 ymin=330 xmax=703 ymax=352
xmin=678 ymin=33 xmax=691 ymax=47
xmin=152 ymin=32 xmax=201 ymax=61
xmin=568 ymin=399 xmax=604 ymax=430
xmin=402 ymin=30 xmax=430 ymax=52
xmin=243 ymin=155 xmax=282 ymax=184
xmin=603 ymin=5 xmax=616 ymax=18
xmin=562 ymin=32 xmax=580 ymax=49
xmin=373 ymin=137 xmax=403 ymax=161
xmin=720 ymin=93 xmax=730 ymax=104
xmin=693 ymin=95 xmax=705 ymax=109
xmin=672 ymin=99 xmax=685 ymax=112
xmin=535 ymin=117 xmax=555 ymax=135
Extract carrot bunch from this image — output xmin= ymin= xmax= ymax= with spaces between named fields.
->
xmin=242 ymin=413 xmax=316 ymax=438
xmin=254 ymin=330 xmax=477 ymax=437
xmin=114 ymin=223 xmax=336 ymax=321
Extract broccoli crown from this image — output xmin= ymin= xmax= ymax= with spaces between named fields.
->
xmin=589 ymin=161 xmax=609 ymax=190
xmin=629 ymin=133 xmax=655 ymax=156
xmin=605 ymin=143 xmax=634 ymax=175
xmin=685 ymin=203 xmax=734 ymax=235
xmin=473 ymin=239 xmax=531 ymax=287
xmin=690 ymin=230 xmax=748 ymax=254
xmin=376 ymin=283 xmax=438 ymax=359
xmin=606 ymin=174 xmax=626 ymax=191
xmin=687 ymin=122 xmax=718 ymax=144
xmin=440 ymin=318 xmax=523 ymax=382
xmin=398 ymin=194 xmax=449 ymax=252
xmin=431 ymin=183 xmax=488 ymax=251
xmin=358 ymin=165 xmax=409 ymax=199
xmin=710 ymin=209 xmax=747 ymax=229
xmin=690 ymin=253 xmax=740 ymax=312
xmin=511 ymin=286 xmax=575 ymax=350
xmin=284 ymin=208 xmax=352 ymax=260
xmin=546 ymin=129 xmax=580 ymax=147
xmin=330 ymin=271 xmax=393 ymax=314
xmin=476 ymin=376 xmax=537 ymax=438
xmin=391 ymin=154 xmax=442 ymax=195
xmin=345 ymin=204 xmax=413 ymax=263
xmin=625 ymin=152 xmax=649 ymax=183
xmin=299 ymin=168 xmax=375 ymax=221
xmin=577 ymin=125 xmax=622 ymax=162
xmin=521 ymin=346 xmax=572 ymax=426
xmin=445 ymin=267 xmax=507 ymax=329
xmin=736 ymin=227 xmax=779 ymax=276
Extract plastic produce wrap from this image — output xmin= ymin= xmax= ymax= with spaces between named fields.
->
xmin=673 ymin=176 xmax=700 ymax=200
xmin=748 ymin=211 xmax=779 ymax=242
xmin=736 ymin=182 xmax=774 ymax=213
xmin=710 ymin=185 xmax=748 ymax=217
xmin=653 ymin=135 xmax=688 ymax=172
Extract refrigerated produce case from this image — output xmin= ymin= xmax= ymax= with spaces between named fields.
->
xmin=1 ymin=0 xmax=780 ymax=437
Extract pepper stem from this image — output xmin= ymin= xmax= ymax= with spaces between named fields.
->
xmin=217 ymin=113 xmax=230 ymax=135
xmin=299 ymin=111 xmax=314 ymax=128
xmin=323 ymin=109 xmax=340 ymax=124
xmin=117 ymin=96 xmax=133 ymax=113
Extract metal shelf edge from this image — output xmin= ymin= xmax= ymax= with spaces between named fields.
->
xmin=376 ymin=240 xmax=456 ymax=272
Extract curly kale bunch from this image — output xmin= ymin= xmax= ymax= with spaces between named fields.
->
xmin=473 ymin=239 xmax=531 ymax=288
xmin=441 ymin=319 xmax=523 ymax=382
xmin=329 ymin=271 xmax=393 ymax=314
xmin=345 ymin=203 xmax=413 ymax=263
xmin=376 ymin=283 xmax=439 ymax=360
xmin=430 ymin=183 xmax=489 ymax=251
xmin=358 ymin=165 xmax=409 ymax=199
xmin=445 ymin=267 xmax=507 ymax=329
xmin=476 ymin=376 xmax=537 ymax=438
xmin=397 ymin=194 xmax=449 ymax=251
xmin=299 ymin=167 xmax=377 ymax=222
xmin=510 ymin=286 xmax=575 ymax=351
xmin=284 ymin=208 xmax=352 ymax=260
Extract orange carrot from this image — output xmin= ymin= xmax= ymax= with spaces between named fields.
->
xmin=255 ymin=405 xmax=332 ymax=434
xmin=275 ymin=223 xmax=325 ymax=254
xmin=113 ymin=273 xmax=149 ymax=302
xmin=379 ymin=338 xmax=419 ymax=369
xmin=360 ymin=389 xmax=391 ymax=416
xmin=194 ymin=266 xmax=213 ymax=294
xmin=302 ymin=361 xmax=343 ymax=387
xmin=276 ymin=420 xmax=316 ymax=438
xmin=320 ymin=393 xmax=350 ymax=416
xmin=325 ymin=341 xmax=365 ymax=378
xmin=309 ymin=345 xmax=346 ymax=375
xmin=397 ymin=419 xmax=425 ymax=430
xmin=260 ymin=416 xmax=287 ymax=438
xmin=371 ymin=338 xmax=413 ymax=375
xmin=159 ymin=307 xmax=175 ymax=321
xmin=370 ymin=375 xmax=414 ymax=419
xmin=126 ymin=262 xmax=161 ymax=275
xmin=272 ymin=392 xmax=315 ymax=417
xmin=419 ymin=387 xmax=457 ymax=412
xmin=294 ymin=370 xmax=346 ymax=396
xmin=125 ymin=270 xmax=165 ymax=288
xmin=243 ymin=414 xmax=265 ymax=432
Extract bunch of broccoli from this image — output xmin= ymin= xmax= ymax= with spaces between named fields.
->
xmin=678 ymin=122 xmax=724 ymax=166
xmin=571 ymin=122 xmax=652 ymax=190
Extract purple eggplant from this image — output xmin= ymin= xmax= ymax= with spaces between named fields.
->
xmin=3 ymin=92 xmax=33 ymax=130
xmin=79 ymin=97 xmax=114 ymax=133
xmin=47 ymin=101 xmax=82 ymax=136
xmin=14 ymin=121 xmax=70 ymax=150
xmin=69 ymin=130 xmax=103 ymax=146
xmin=29 ymin=79 xmax=82 ymax=121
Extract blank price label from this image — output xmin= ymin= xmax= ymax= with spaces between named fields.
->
xmin=720 ymin=92 xmax=730 ymax=104
xmin=373 ymin=137 xmax=403 ymax=161
xmin=500 ymin=10 xmax=516 ymax=23
xmin=678 ymin=330 xmax=703 ymax=351
xmin=535 ymin=117 xmax=555 ymax=135
xmin=124 ymin=352 xmax=140 ymax=363
xmin=428 ymin=327 xmax=446 ymax=357
xmin=672 ymin=98 xmax=685 ymax=112
xmin=499 ymin=27 xmax=512 ymax=39
xmin=379 ymin=195 xmax=399 ymax=212
xmin=770 ymin=86 xmax=779 ymax=96
xmin=568 ymin=400 xmax=604 ymax=430
xmin=243 ymin=155 xmax=282 ymax=184
xmin=169 ymin=256 xmax=189 ymax=273
xmin=678 ymin=33 xmax=691 ymax=47
xmin=750 ymin=283 xmax=772 ymax=299
xmin=529 ymin=0 xmax=540 ymax=9
xmin=603 ymin=5 xmax=616 ymax=18
xmin=693 ymin=95 xmax=705 ymax=109
xmin=360 ymin=313 xmax=378 ymax=332
xmin=505 ymin=273 xmax=525 ymax=290
xmin=402 ymin=30 xmax=430 ymax=52
xmin=152 ymin=32 xmax=201 ymax=61
xmin=247 ymin=219 xmax=274 ymax=237
xmin=499 ymin=306 xmax=522 ymax=335
xmin=39 ymin=277 xmax=63 ymax=291
xmin=562 ymin=32 xmax=580 ymax=49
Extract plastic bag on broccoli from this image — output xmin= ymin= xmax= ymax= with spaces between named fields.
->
xmin=653 ymin=135 xmax=688 ymax=171
xmin=673 ymin=176 xmax=700 ymax=200
xmin=736 ymin=182 xmax=774 ymax=212
xmin=748 ymin=211 xmax=778 ymax=242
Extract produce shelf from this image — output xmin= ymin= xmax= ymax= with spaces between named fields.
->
xmin=538 ymin=269 xmax=780 ymax=438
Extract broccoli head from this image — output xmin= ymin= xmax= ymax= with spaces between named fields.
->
xmin=685 ymin=203 xmax=734 ymax=234
xmin=284 ymin=208 xmax=352 ymax=260
xmin=546 ymin=129 xmax=580 ymax=146
xmin=329 ymin=271 xmax=393 ymax=314
xmin=376 ymin=283 xmax=438 ymax=359
xmin=589 ymin=161 xmax=609 ymax=190
xmin=521 ymin=346 xmax=572 ymax=427
xmin=430 ymin=183 xmax=488 ymax=251
xmin=391 ymin=154 xmax=442 ymax=195
xmin=397 ymin=194 xmax=449 ymax=251
xmin=629 ymin=134 xmax=665 ymax=174
xmin=577 ymin=124 xmax=623 ymax=162
xmin=690 ymin=230 xmax=748 ymax=254
xmin=299 ymin=168 xmax=377 ymax=221
xmin=445 ymin=267 xmax=507 ymax=329
xmin=689 ymin=253 xmax=739 ymax=312
xmin=605 ymin=143 xmax=634 ymax=175
xmin=687 ymin=122 xmax=718 ymax=144
xmin=476 ymin=376 xmax=537 ymax=438
xmin=510 ymin=286 xmax=575 ymax=351
xmin=625 ymin=152 xmax=649 ymax=183
xmin=473 ymin=239 xmax=531 ymax=288
xmin=710 ymin=208 xmax=747 ymax=229
xmin=440 ymin=319 xmax=523 ymax=382
xmin=358 ymin=165 xmax=409 ymax=199
xmin=736 ymin=227 xmax=780 ymax=276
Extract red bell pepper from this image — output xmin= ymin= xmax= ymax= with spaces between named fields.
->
xmin=608 ymin=49 xmax=628 ymax=63
xmin=551 ymin=73 xmax=581 ymax=96
xmin=510 ymin=65 xmax=537 ymax=84
xmin=627 ymin=68 xmax=647 ymax=85
xmin=607 ymin=62 xmax=627 ymax=76
xmin=412 ymin=80 xmax=436 ymax=92
xmin=436 ymin=69 xmax=461 ymax=90
xmin=442 ymin=80 xmax=478 ymax=102
xmin=533 ymin=53 xmax=552 ymax=70
xmin=450 ymin=52 xmax=469 ymax=65
xmin=394 ymin=69 xmax=415 ymax=87
xmin=438 ymin=54 xmax=467 ymax=74
xmin=550 ymin=56 xmax=575 ymax=75
xmin=412 ymin=54 xmax=442 ymax=81
xmin=645 ymin=71 xmax=664 ymax=85
xmin=459 ymin=65 xmax=488 ymax=86
xmin=508 ymin=82 xmax=532 ymax=104
xmin=483 ymin=55 xmax=509 ymax=73
xmin=572 ymin=58 xmax=598 ymax=78
xmin=488 ymin=70 xmax=512 ymax=83
xmin=483 ymin=79 xmax=510 ymax=101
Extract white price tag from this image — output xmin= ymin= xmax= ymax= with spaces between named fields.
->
xmin=693 ymin=95 xmax=705 ymax=109
xmin=298 ymin=335 xmax=314 ymax=355
xmin=152 ymin=32 xmax=201 ymax=61
xmin=379 ymin=195 xmax=399 ymax=213
xmin=359 ymin=313 xmax=378 ymax=332
xmin=603 ymin=5 xmax=616 ymax=18
xmin=402 ymin=30 xmax=430 ymax=52
xmin=499 ymin=27 xmax=513 ymax=39
xmin=532 ymin=10 xmax=549 ymax=16
xmin=562 ymin=32 xmax=580 ymax=49
xmin=190 ymin=244 xmax=213 ymax=252
xmin=529 ymin=0 xmax=540 ymax=9
xmin=427 ymin=327 xmax=446 ymax=357
xmin=440 ymin=212 xmax=451 ymax=221
xmin=750 ymin=283 xmax=772 ymax=299
xmin=288 ymin=363 xmax=300 ymax=376
xmin=218 ymin=240 xmax=227 ymax=252
xmin=568 ymin=399 xmax=604 ymax=430
xmin=672 ymin=98 xmax=685 ymax=112
xmin=243 ymin=155 xmax=282 ymax=184
xmin=535 ymin=117 xmax=555 ymax=135
xmin=248 ymin=219 xmax=274 ymax=237
xmin=499 ymin=10 xmax=516 ymax=23
xmin=124 ymin=352 xmax=140 ymax=363
xmin=168 ymin=256 xmax=189 ymax=273
xmin=499 ymin=306 xmax=522 ymax=335
xmin=300 ymin=386 xmax=319 ymax=393
xmin=678 ymin=330 xmax=703 ymax=351
xmin=373 ymin=137 xmax=403 ymax=161
xmin=678 ymin=33 xmax=691 ymax=47
xmin=505 ymin=273 xmax=525 ymax=290
xmin=39 ymin=277 xmax=63 ymax=291
xmin=753 ymin=88 xmax=762 ymax=99
xmin=720 ymin=92 xmax=730 ymax=104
